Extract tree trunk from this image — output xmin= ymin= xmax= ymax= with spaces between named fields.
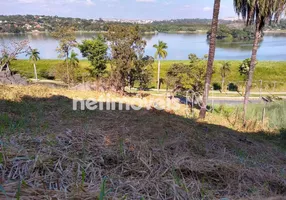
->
xmin=66 ymin=52 xmax=70 ymax=88
xmin=157 ymin=58 xmax=161 ymax=91
xmin=66 ymin=62 xmax=70 ymax=88
xmin=221 ymin=77 xmax=225 ymax=92
xmin=33 ymin=62 xmax=38 ymax=81
xmin=199 ymin=0 xmax=221 ymax=119
xmin=6 ymin=63 xmax=10 ymax=72
xmin=243 ymin=20 xmax=261 ymax=125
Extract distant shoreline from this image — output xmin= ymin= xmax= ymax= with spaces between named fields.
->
xmin=1 ymin=29 xmax=286 ymax=35
xmin=0 ymin=30 xmax=208 ymax=35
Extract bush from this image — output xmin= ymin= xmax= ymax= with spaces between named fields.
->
xmin=213 ymin=82 xmax=221 ymax=91
xmin=228 ymin=83 xmax=238 ymax=91
xmin=280 ymin=129 xmax=286 ymax=141
xmin=39 ymin=68 xmax=55 ymax=80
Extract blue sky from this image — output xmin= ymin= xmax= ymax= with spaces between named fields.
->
xmin=0 ymin=0 xmax=236 ymax=19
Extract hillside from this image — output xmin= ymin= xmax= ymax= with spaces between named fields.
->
xmin=0 ymin=85 xmax=285 ymax=199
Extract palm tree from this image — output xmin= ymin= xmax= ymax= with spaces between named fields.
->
xmin=233 ymin=0 xmax=286 ymax=124
xmin=274 ymin=0 xmax=286 ymax=24
xmin=220 ymin=61 xmax=231 ymax=92
xmin=67 ymin=50 xmax=79 ymax=85
xmin=199 ymin=0 xmax=221 ymax=119
xmin=26 ymin=48 xmax=40 ymax=81
xmin=153 ymin=41 xmax=168 ymax=91
xmin=68 ymin=50 xmax=79 ymax=68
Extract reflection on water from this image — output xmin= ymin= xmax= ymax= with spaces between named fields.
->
xmin=215 ymin=40 xmax=258 ymax=51
xmin=0 ymin=32 xmax=286 ymax=60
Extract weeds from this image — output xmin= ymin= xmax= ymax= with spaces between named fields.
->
xmin=0 ymin=185 xmax=8 ymax=199
xmin=99 ymin=177 xmax=109 ymax=200
xmin=246 ymin=101 xmax=286 ymax=129
xmin=0 ymin=85 xmax=285 ymax=199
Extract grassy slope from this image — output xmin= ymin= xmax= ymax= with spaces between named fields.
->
xmin=246 ymin=101 xmax=286 ymax=129
xmin=11 ymin=60 xmax=286 ymax=90
xmin=0 ymin=85 xmax=285 ymax=199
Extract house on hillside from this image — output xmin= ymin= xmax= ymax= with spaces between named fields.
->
xmin=24 ymin=24 xmax=32 ymax=30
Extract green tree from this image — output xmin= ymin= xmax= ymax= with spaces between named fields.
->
xmin=233 ymin=0 xmax=286 ymax=123
xmin=54 ymin=51 xmax=80 ymax=84
xmin=239 ymin=58 xmax=251 ymax=81
xmin=220 ymin=61 xmax=231 ymax=92
xmin=153 ymin=40 xmax=168 ymax=91
xmin=26 ymin=48 xmax=40 ymax=81
xmin=51 ymin=26 xmax=77 ymax=87
xmin=274 ymin=0 xmax=286 ymax=24
xmin=131 ymin=55 xmax=154 ymax=90
xmin=166 ymin=54 xmax=208 ymax=94
xmin=68 ymin=50 xmax=79 ymax=68
xmin=68 ymin=50 xmax=79 ymax=84
xmin=199 ymin=0 xmax=221 ymax=119
xmin=106 ymin=25 xmax=146 ymax=93
xmin=78 ymin=35 xmax=108 ymax=77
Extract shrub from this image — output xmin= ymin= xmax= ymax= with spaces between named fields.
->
xmin=213 ymin=82 xmax=221 ymax=91
xmin=280 ymin=129 xmax=286 ymax=141
xmin=228 ymin=83 xmax=238 ymax=91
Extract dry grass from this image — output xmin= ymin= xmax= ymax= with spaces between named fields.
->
xmin=0 ymin=85 xmax=285 ymax=199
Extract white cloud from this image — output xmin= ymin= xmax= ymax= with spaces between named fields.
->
xmin=136 ymin=0 xmax=155 ymax=2
xmin=86 ymin=0 xmax=95 ymax=6
xmin=17 ymin=0 xmax=95 ymax=6
xmin=203 ymin=7 xmax=212 ymax=12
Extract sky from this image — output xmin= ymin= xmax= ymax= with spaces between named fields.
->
xmin=0 ymin=0 xmax=236 ymax=20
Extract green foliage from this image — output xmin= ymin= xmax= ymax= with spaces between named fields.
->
xmin=54 ymin=52 xmax=82 ymax=84
xmin=166 ymin=54 xmax=208 ymax=93
xmin=51 ymin=27 xmax=78 ymax=86
xmin=246 ymin=101 xmax=286 ymax=129
xmin=0 ymin=15 xmax=214 ymax=34
xmin=220 ymin=61 xmax=231 ymax=79
xmin=239 ymin=58 xmax=252 ymax=80
xmin=220 ymin=61 xmax=231 ymax=91
xmin=208 ymin=25 xmax=256 ymax=41
xmin=78 ymin=35 xmax=108 ymax=77
xmin=233 ymin=0 xmax=286 ymax=30
xmin=68 ymin=50 xmax=79 ymax=68
xmin=0 ymin=184 xmax=8 ymax=199
xmin=228 ymin=83 xmax=238 ymax=91
xmin=51 ymin=26 xmax=77 ymax=59
xmin=106 ymin=25 xmax=146 ymax=91
xmin=131 ymin=55 xmax=154 ymax=90
xmin=280 ymin=128 xmax=286 ymax=142
xmin=9 ymin=60 xmax=286 ymax=91
xmin=99 ymin=177 xmax=108 ymax=200
xmin=153 ymin=41 xmax=168 ymax=59
xmin=213 ymin=82 xmax=221 ymax=91
xmin=26 ymin=48 xmax=40 ymax=62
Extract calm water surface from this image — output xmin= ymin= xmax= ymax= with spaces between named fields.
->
xmin=1 ymin=32 xmax=286 ymax=60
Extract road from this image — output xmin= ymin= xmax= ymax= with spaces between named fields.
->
xmin=178 ymin=96 xmax=285 ymax=106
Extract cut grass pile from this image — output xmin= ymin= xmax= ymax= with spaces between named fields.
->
xmin=0 ymin=85 xmax=285 ymax=199
xmin=10 ymin=60 xmax=286 ymax=91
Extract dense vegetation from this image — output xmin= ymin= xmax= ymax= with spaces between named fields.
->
xmin=10 ymin=59 xmax=286 ymax=91
xmin=207 ymin=25 xmax=258 ymax=41
xmin=0 ymin=15 xmax=218 ymax=34
xmin=267 ymin=19 xmax=286 ymax=30
xmin=5 ymin=15 xmax=286 ymax=34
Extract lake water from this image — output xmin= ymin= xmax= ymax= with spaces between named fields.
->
xmin=1 ymin=32 xmax=286 ymax=60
